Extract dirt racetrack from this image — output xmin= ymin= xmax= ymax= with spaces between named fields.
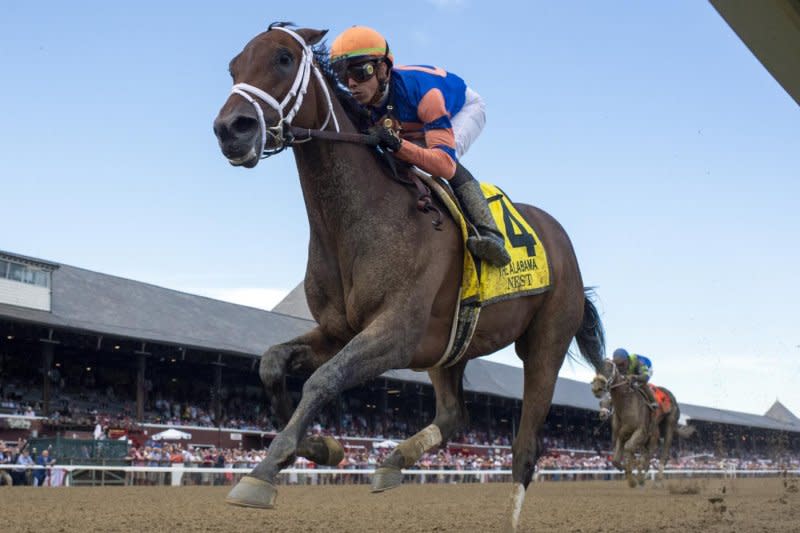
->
xmin=3 ymin=477 xmax=798 ymax=532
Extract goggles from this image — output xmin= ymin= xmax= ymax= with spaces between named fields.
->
xmin=334 ymin=61 xmax=377 ymax=84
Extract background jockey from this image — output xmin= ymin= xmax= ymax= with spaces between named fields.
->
xmin=329 ymin=26 xmax=511 ymax=267
xmin=612 ymin=348 xmax=658 ymax=409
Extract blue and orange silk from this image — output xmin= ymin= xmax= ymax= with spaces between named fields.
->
xmin=371 ymin=65 xmax=467 ymax=179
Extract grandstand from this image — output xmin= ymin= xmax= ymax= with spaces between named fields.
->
xmin=2 ymin=248 xmax=799 ymax=464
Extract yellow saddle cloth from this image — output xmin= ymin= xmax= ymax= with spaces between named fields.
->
xmin=416 ymin=175 xmax=552 ymax=368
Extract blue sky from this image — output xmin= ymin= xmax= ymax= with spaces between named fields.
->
xmin=2 ymin=2 xmax=798 ymax=417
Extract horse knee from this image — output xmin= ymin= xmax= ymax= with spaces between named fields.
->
xmin=259 ymin=347 xmax=289 ymax=388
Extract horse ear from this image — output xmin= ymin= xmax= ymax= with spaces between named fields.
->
xmin=297 ymin=28 xmax=328 ymax=46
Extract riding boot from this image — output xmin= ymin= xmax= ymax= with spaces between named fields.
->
xmin=643 ymin=383 xmax=659 ymax=410
xmin=450 ymin=163 xmax=511 ymax=267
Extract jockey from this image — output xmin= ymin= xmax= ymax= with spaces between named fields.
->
xmin=612 ymin=348 xmax=658 ymax=409
xmin=330 ymin=26 xmax=511 ymax=267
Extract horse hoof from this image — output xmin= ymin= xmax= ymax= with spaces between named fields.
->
xmin=371 ymin=466 xmax=404 ymax=493
xmin=319 ymin=435 xmax=345 ymax=465
xmin=225 ymin=476 xmax=278 ymax=508
xmin=298 ymin=435 xmax=345 ymax=466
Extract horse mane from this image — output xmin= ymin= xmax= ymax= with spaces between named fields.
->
xmin=311 ymin=44 xmax=373 ymax=132
xmin=268 ymin=21 xmax=294 ymax=31
xmin=266 ymin=21 xmax=372 ymax=132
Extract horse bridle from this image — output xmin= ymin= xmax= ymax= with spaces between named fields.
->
xmin=594 ymin=361 xmax=628 ymax=395
xmin=228 ymin=26 xmax=443 ymax=228
xmin=229 ymin=26 xmax=340 ymax=159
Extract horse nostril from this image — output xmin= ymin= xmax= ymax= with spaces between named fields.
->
xmin=213 ymin=118 xmax=232 ymax=142
xmin=232 ymin=116 xmax=257 ymax=135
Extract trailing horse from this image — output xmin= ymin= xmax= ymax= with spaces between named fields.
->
xmin=213 ymin=23 xmax=605 ymax=532
xmin=591 ymin=359 xmax=695 ymax=487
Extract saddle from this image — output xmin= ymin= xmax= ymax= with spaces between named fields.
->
xmin=412 ymin=172 xmax=552 ymax=368
xmin=635 ymin=384 xmax=671 ymax=415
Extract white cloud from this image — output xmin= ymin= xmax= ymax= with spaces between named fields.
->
xmin=184 ymin=287 xmax=291 ymax=311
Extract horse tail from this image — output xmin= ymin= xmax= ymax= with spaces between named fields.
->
xmin=574 ymin=288 xmax=605 ymax=372
xmin=676 ymin=424 xmax=696 ymax=439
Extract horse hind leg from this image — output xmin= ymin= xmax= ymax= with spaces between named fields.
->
xmin=372 ymin=361 xmax=468 ymax=492
xmin=657 ymin=416 xmax=677 ymax=485
xmin=506 ymin=330 xmax=576 ymax=532
xmin=640 ymin=432 xmax=659 ymax=488
xmin=636 ymin=454 xmax=649 ymax=487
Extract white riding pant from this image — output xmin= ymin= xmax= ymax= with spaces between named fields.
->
xmin=451 ymin=87 xmax=486 ymax=159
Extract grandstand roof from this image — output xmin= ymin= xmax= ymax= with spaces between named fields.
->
xmin=0 ymin=251 xmax=315 ymax=356
xmin=272 ymin=283 xmax=800 ymax=434
xmin=2 ymin=250 xmax=799 ymax=434
xmin=271 ymin=282 xmax=314 ymax=321
xmin=765 ymin=400 xmax=800 ymax=425
xmin=387 ymin=363 xmax=800 ymax=433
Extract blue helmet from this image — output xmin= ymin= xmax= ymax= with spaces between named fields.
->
xmin=612 ymin=348 xmax=629 ymax=362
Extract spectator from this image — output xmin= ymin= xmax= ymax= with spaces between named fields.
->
xmin=33 ymin=449 xmax=55 ymax=487
xmin=14 ymin=449 xmax=34 ymax=485
xmin=0 ymin=444 xmax=13 ymax=486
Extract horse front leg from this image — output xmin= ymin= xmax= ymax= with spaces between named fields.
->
xmin=259 ymin=328 xmax=345 ymax=467
xmin=259 ymin=327 xmax=341 ymax=426
xmin=372 ymin=360 xmax=469 ymax=492
xmin=624 ymin=427 xmax=647 ymax=488
xmin=611 ymin=434 xmax=624 ymax=470
xmin=226 ymin=313 xmax=416 ymax=508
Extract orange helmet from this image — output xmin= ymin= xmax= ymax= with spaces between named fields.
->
xmin=330 ymin=26 xmax=393 ymax=67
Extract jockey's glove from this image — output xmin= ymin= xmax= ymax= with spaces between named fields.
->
xmin=368 ymin=125 xmax=402 ymax=152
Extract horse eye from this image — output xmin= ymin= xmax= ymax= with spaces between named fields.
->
xmin=278 ymin=52 xmax=292 ymax=67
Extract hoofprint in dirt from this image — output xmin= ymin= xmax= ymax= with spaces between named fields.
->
xmin=3 ymin=477 xmax=798 ymax=532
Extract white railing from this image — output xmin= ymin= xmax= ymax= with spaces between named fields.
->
xmin=2 ymin=464 xmax=798 ymax=487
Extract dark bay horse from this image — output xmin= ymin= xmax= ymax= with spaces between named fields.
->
xmin=591 ymin=359 xmax=695 ymax=487
xmin=213 ymin=24 xmax=604 ymax=531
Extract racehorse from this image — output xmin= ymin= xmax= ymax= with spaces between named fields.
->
xmin=213 ymin=23 xmax=605 ymax=532
xmin=591 ymin=359 xmax=695 ymax=487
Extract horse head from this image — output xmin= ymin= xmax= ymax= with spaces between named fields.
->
xmin=591 ymin=358 xmax=619 ymax=398
xmin=213 ymin=23 xmax=333 ymax=168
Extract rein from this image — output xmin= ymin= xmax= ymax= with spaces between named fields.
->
xmin=599 ymin=362 xmax=654 ymax=411
xmin=289 ymin=126 xmax=375 ymax=145
xmin=289 ymin=126 xmax=442 ymax=229
xmin=229 ymin=26 xmax=443 ymax=229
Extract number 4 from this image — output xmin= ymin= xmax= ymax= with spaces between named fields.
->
xmin=499 ymin=198 xmax=536 ymax=257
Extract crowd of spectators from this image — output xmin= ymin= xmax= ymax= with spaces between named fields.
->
xmin=3 ymin=374 xmax=800 ymax=489
xmin=0 ymin=438 xmax=61 ymax=487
